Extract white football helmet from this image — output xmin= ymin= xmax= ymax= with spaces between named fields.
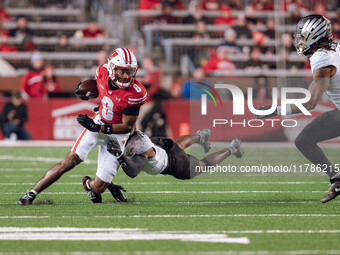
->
xmin=294 ymin=14 xmax=333 ymax=56
xmin=107 ymin=48 xmax=138 ymax=89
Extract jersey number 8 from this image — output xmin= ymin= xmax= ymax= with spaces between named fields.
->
xmin=101 ymin=96 xmax=114 ymax=121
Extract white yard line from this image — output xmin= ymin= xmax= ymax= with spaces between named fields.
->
xmin=0 ymin=250 xmax=338 ymax=255
xmin=0 ymin=141 xmax=73 ymax=147
xmin=2 ymin=214 xmax=339 ymax=219
xmin=0 ymin=181 xmax=329 ymax=185
xmin=2 ymin=175 xmax=33 ymax=178
xmin=0 ymin=155 xmax=96 ymax=165
xmin=131 ymin=251 xmax=340 ymax=255
xmin=91 ymin=214 xmax=340 ymax=218
xmin=0 ymin=201 xmax=329 ymax=206
xmin=0 ymin=227 xmax=249 ymax=244
xmin=0 ymin=140 xmax=339 ymax=148
xmin=3 ymin=191 xmax=327 ymax=195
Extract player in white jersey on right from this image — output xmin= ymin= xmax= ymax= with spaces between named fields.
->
xmin=256 ymin=14 xmax=340 ymax=203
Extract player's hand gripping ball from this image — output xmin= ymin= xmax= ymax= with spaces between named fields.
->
xmin=74 ymin=79 xmax=99 ymax=100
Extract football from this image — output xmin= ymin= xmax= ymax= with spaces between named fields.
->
xmin=77 ymin=79 xmax=99 ymax=99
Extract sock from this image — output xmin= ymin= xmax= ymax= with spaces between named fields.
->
xmin=85 ymin=179 xmax=92 ymax=191
xmin=226 ymin=145 xmax=236 ymax=155
xmin=331 ymin=172 xmax=340 ymax=183
xmin=29 ymin=190 xmax=38 ymax=196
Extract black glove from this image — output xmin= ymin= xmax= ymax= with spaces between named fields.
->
xmin=74 ymin=81 xmax=89 ymax=101
xmin=108 ymin=183 xmax=127 ymax=202
xmin=77 ymin=114 xmax=101 ymax=132
xmin=107 ymin=139 xmax=122 ymax=158
xmin=254 ymin=106 xmax=278 ymax=119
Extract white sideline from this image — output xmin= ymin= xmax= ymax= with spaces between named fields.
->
xmin=0 ymin=141 xmax=339 ymax=148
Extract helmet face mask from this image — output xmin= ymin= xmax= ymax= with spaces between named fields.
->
xmin=294 ymin=14 xmax=332 ymax=56
xmin=294 ymin=34 xmax=307 ymax=56
xmin=114 ymin=66 xmax=137 ymax=87
xmin=107 ymin=48 xmax=138 ymax=89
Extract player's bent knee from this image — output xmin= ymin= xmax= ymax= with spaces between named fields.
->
xmin=295 ymin=132 xmax=311 ymax=151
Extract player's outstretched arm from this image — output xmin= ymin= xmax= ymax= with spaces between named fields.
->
xmin=255 ymin=66 xmax=333 ymax=119
xmin=107 ymin=139 xmax=148 ymax=178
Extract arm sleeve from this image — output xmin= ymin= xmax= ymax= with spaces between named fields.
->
xmin=123 ymin=106 xmax=140 ymax=116
xmin=117 ymin=154 xmax=147 ymax=178
xmin=20 ymin=74 xmax=30 ymax=97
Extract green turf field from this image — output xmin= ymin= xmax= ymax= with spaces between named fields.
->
xmin=1 ymin=145 xmax=340 ymax=255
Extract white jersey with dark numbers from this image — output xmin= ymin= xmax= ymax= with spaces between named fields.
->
xmin=124 ymin=131 xmax=168 ymax=175
xmin=310 ymin=43 xmax=340 ymax=109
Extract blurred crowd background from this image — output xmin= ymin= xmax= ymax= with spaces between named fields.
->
xmin=0 ymin=0 xmax=339 ymax=141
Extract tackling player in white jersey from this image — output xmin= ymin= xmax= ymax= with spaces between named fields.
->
xmin=82 ymin=129 xmax=244 ymax=203
xmin=256 ymin=14 xmax=340 ymax=203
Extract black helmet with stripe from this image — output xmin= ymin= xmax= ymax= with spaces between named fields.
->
xmin=294 ymin=14 xmax=333 ymax=56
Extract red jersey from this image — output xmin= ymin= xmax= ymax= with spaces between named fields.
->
xmin=95 ymin=64 xmax=147 ymax=124
xmin=21 ymin=69 xmax=45 ymax=98
xmin=203 ymin=56 xmax=235 ymax=72
xmin=82 ymin=28 xmax=105 ymax=38
xmin=0 ymin=44 xmax=18 ymax=52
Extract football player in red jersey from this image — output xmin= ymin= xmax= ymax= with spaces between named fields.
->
xmin=18 ymin=48 xmax=147 ymax=205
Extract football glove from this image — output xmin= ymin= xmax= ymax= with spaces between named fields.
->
xmin=107 ymin=138 xmax=123 ymax=158
xmin=108 ymin=183 xmax=127 ymax=202
xmin=74 ymin=81 xmax=89 ymax=101
xmin=77 ymin=114 xmax=101 ymax=132
xmin=254 ymin=106 xmax=278 ymax=119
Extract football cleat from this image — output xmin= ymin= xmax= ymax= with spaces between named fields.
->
xmin=227 ymin=138 xmax=244 ymax=158
xmin=82 ymin=176 xmax=102 ymax=203
xmin=321 ymin=182 xmax=340 ymax=203
xmin=18 ymin=190 xmax=36 ymax=205
xmin=197 ymin=128 xmax=212 ymax=153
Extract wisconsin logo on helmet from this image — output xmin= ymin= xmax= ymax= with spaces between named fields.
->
xmin=107 ymin=48 xmax=138 ymax=89
xmin=294 ymin=14 xmax=333 ymax=56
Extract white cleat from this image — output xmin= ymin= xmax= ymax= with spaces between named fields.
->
xmin=196 ymin=128 xmax=212 ymax=153
xmin=227 ymin=138 xmax=244 ymax=158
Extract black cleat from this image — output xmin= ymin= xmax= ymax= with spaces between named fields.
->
xmin=18 ymin=190 xmax=36 ymax=205
xmin=82 ymin=176 xmax=102 ymax=203
xmin=321 ymin=182 xmax=340 ymax=203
